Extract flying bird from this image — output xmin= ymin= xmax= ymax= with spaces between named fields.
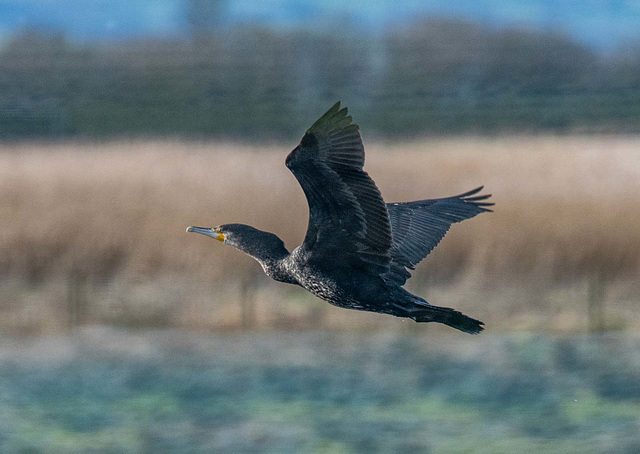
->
xmin=187 ymin=103 xmax=492 ymax=333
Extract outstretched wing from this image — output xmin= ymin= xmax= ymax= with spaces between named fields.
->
xmin=384 ymin=187 xmax=493 ymax=285
xmin=285 ymin=102 xmax=392 ymax=272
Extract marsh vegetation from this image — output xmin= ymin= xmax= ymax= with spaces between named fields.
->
xmin=1 ymin=136 xmax=638 ymax=333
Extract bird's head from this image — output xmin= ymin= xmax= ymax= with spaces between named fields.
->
xmin=186 ymin=224 xmax=236 ymax=245
xmin=186 ymin=223 xmax=289 ymax=263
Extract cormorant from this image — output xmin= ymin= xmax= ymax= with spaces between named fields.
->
xmin=187 ymin=103 xmax=493 ymax=334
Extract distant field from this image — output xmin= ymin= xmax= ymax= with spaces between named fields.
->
xmin=1 ymin=329 xmax=640 ymax=452
xmin=0 ymin=137 xmax=639 ymax=333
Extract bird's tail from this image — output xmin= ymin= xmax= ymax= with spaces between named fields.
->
xmin=397 ymin=299 xmax=484 ymax=335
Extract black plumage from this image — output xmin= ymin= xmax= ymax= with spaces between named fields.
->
xmin=187 ymin=103 xmax=493 ymax=334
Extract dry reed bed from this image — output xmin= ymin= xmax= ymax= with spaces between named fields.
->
xmin=1 ymin=137 xmax=639 ymax=331
xmin=1 ymin=137 xmax=638 ymax=280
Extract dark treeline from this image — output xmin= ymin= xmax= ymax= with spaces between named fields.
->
xmin=2 ymin=18 xmax=640 ymax=139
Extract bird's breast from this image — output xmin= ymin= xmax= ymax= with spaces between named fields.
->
xmin=279 ymin=249 xmax=381 ymax=308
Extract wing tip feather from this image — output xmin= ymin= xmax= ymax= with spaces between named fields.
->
xmin=457 ymin=187 xmax=494 ymax=213
xmin=307 ymin=101 xmax=358 ymax=135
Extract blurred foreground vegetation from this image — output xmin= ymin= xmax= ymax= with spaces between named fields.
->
xmin=1 ymin=330 xmax=640 ymax=452
xmin=2 ymin=18 xmax=640 ymax=139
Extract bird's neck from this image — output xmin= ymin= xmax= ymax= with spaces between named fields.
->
xmin=236 ymin=238 xmax=289 ymax=265
xmin=231 ymin=230 xmax=296 ymax=283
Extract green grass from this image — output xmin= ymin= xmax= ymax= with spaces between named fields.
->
xmin=0 ymin=331 xmax=639 ymax=452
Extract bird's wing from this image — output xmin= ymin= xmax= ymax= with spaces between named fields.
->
xmin=285 ymin=102 xmax=392 ymax=271
xmin=383 ymin=187 xmax=493 ymax=285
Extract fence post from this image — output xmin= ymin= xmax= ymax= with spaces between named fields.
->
xmin=239 ymin=273 xmax=257 ymax=329
xmin=587 ymin=269 xmax=606 ymax=333
xmin=67 ymin=269 xmax=87 ymax=330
